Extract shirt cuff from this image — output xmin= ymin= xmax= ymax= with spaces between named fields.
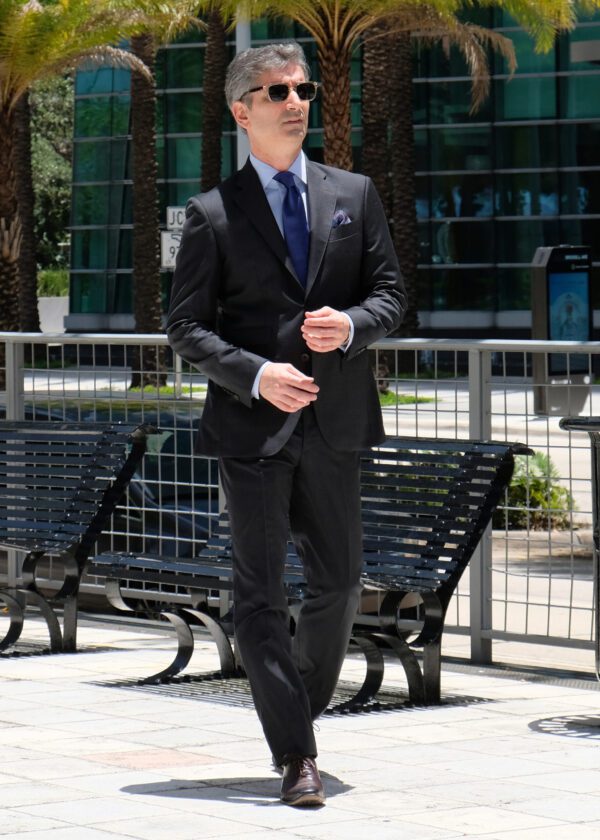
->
xmin=251 ymin=361 xmax=272 ymax=400
xmin=340 ymin=312 xmax=354 ymax=352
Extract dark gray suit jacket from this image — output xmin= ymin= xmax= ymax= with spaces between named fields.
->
xmin=166 ymin=158 xmax=407 ymax=457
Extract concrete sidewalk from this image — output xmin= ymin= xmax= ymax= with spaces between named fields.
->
xmin=1 ymin=616 xmax=599 ymax=840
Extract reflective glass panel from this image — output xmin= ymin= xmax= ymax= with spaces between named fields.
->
xmin=495 ymin=125 xmax=558 ymax=168
xmin=560 ymin=73 xmax=600 ymax=118
xmin=427 ymin=220 xmax=494 ymax=264
xmin=495 ymin=219 xmax=560 ymax=262
xmin=495 ymin=77 xmax=556 ymax=120
xmin=429 ymin=126 xmax=492 ymax=171
xmin=495 ymin=173 xmax=560 ymax=216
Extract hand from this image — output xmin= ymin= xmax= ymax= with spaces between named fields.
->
xmin=302 ymin=307 xmax=350 ymax=353
xmin=259 ymin=363 xmax=319 ymax=413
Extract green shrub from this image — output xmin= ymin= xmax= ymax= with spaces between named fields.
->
xmin=493 ymin=451 xmax=574 ymax=530
xmin=37 ymin=269 xmax=69 ymax=297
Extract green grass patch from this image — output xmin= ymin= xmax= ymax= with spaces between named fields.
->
xmin=128 ymin=385 xmax=206 ymax=397
xmin=379 ymin=391 xmax=436 ymax=406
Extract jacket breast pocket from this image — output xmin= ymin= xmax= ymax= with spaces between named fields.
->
xmin=328 ymin=219 xmax=360 ymax=243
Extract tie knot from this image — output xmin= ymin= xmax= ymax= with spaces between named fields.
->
xmin=274 ymin=171 xmax=296 ymax=189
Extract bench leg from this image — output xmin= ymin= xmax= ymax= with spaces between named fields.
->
xmin=24 ymin=590 xmax=64 ymax=652
xmin=0 ymin=590 xmax=25 ymax=651
xmin=138 ymin=610 xmax=195 ymax=684
xmin=180 ymin=608 xmax=238 ymax=677
xmin=327 ymin=635 xmax=385 ymax=712
xmin=61 ymin=595 xmax=78 ymax=652
xmin=369 ymin=632 xmax=426 ymax=705
xmin=422 ymin=639 xmax=442 ymax=705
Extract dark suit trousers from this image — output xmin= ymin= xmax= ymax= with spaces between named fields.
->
xmin=218 ymin=407 xmax=363 ymax=765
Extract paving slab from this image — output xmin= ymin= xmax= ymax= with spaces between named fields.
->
xmin=0 ymin=615 xmax=599 ymax=839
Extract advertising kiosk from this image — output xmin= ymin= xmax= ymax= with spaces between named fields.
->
xmin=531 ymin=245 xmax=592 ymax=415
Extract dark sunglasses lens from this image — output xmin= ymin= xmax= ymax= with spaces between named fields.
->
xmin=268 ymin=84 xmax=290 ymax=102
xmin=297 ymin=83 xmax=317 ymax=101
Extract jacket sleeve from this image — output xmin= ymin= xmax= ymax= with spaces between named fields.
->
xmin=342 ymin=177 xmax=407 ymax=359
xmin=166 ymin=196 xmax=267 ymax=408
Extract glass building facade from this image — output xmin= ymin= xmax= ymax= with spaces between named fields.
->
xmin=67 ymin=11 xmax=600 ymax=336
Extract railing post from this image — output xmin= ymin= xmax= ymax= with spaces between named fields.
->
xmin=468 ymin=347 xmax=493 ymax=664
xmin=5 ymin=338 xmax=25 ymax=420
xmin=4 ymin=337 xmax=25 ymax=589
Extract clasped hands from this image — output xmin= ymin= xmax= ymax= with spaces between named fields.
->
xmin=258 ymin=307 xmax=350 ymax=413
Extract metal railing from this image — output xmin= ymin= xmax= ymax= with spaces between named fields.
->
xmin=1 ymin=331 xmax=598 ymax=672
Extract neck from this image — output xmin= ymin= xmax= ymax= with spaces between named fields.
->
xmin=250 ymin=144 xmax=302 ymax=172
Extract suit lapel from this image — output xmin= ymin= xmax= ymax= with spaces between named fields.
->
xmin=305 ymin=162 xmax=336 ymax=296
xmin=232 ymin=160 xmax=291 ymax=272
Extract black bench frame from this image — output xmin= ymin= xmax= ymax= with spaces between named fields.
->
xmin=90 ymin=436 xmax=529 ymax=707
xmin=0 ymin=421 xmax=153 ymax=653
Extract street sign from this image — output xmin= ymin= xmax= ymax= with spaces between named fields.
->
xmin=161 ymin=230 xmax=182 ymax=269
xmin=166 ymin=206 xmax=185 ymax=230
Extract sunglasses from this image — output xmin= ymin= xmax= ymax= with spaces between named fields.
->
xmin=241 ymin=81 xmax=320 ymax=103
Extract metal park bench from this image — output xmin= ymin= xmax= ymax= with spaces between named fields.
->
xmin=0 ymin=421 xmax=153 ymax=654
xmin=89 ymin=436 xmax=529 ymax=707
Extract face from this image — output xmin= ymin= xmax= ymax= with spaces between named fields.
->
xmin=231 ymin=63 xmax=310 ymax=161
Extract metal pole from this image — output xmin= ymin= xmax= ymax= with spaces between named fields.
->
xmin=468 ymin=348 xmax=493 ymax=664
xmin=4 ymin=337 xmax=25 ymax=588
xmin=235 ymin=20 xmax=251 ymax=169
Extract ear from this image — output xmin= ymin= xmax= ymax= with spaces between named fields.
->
xmin=231 ymin=101 xmax=251 ymax=132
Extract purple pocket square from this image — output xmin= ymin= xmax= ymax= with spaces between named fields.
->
xmin=332 ymin=209 xmax=352 ymax=227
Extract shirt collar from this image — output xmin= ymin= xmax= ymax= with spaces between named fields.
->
xmin=249 ymin=150 xmax=307 ymax=190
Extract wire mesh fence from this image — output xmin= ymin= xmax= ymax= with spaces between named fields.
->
xmin=1 ymin=332 xmax=598 ymax=670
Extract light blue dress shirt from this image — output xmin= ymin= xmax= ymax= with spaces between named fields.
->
xmin=248 ymin=151 xmax=354 ymax=400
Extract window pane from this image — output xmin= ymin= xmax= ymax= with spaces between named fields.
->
xmin=76 ymin=67 xmax=129 ymax=95
xmin=560 ymin=122 xmax=600 ymax=166
xmin=495 ymin=77 xmax=556 ymax=120
xmin=73 ymin=141 xmax=110 ymax=180
xmin=560 ymin=73 xmax=600 ymax=118
xmin=166 ymin=92 xmax=202 ymax=133
xmin=495 ymin=30 xmax=556 ymax=74
xmin=431 ymin=269 xmax=495 ymax=310
xmin=71 ymin=230 xmax=107 ymax=269
xmin=561 ymin=25 xmax=600 ymax=71
xmin=495 ymin=125 xmax=558 ymax=168
xmin=429 ymin=126 xmax=492 ymax=171
xmin=167 ymin=137 xmax=201 ymax=179
xmin=109 ymin=185 xmax=132 ymax=225
xmin=561 ymin=171 xmax=600 ymax=214
xmin=495 ymin=173 xmax=559 ymax=216
xmin=162 ymin=47 xmax=204 ymax=88
xmin=428 ymin=81 xmax=492 ymax=123
xmin=74 ymin=98 xmax=112 ymax=137
xmin=495 ymin=219 xmax=560 ymax=262
xmin=70 ymin=273 xmax=108 ymax=313
xmin=427 ymin=174 xmax=493 ymax=218
xmin=496 ymin=267 xmax=531 ymax=310
xmin=560 ymin=219 xmax=600 ymax=261
xmin=424 ymin=220 xmax=494 ymax=264
xmin=72 ymin=185 xmax=109 ymax=225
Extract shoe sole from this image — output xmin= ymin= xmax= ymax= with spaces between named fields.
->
xmin=281 ymin=791 xmax=325 ymax=807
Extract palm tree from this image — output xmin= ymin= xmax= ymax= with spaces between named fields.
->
xmin=0 ymin=0 xmax=158 ymax=346
xmin=201 ymin=6 xmax=229 ymax=192
xmin=121 ymin=2 xmax=203 ymax=387
xmin=221 ymin=1 xmax=582 ymax=173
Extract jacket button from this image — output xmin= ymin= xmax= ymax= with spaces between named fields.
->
xmin=300 ymin=353 xmax=309 ymax=362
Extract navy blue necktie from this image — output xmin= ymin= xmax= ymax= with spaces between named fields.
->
xmin=274 ymin=171 xmax=309 ymax=288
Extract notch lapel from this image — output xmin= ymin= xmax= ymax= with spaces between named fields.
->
xmin=305 ymin=162 xmax=336 ymax=296
xmin=232 ymin=159 xmax=300 ymax=283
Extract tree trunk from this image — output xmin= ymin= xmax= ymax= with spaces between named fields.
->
xmin=317 ymin=42 xmax=353 ymax=171
xmin=14 ymin=92 xmax=41 ymax=332
xmin=0 ymin=105 xmax=21 ymax=389
xmin=389 ymin=32 xmax=420 ymax=336
xmin=130 ymin=33 xmax=166 ymax=388
xmin=201 ymin=8 xmax=227 ymax=192
xmin=361 ymin=24 xmax=392 ymax=217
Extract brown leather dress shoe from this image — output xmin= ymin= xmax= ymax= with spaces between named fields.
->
xmin=280 ymin=756 xmax=325 ymax=806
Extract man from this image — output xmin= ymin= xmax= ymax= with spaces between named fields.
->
xmin=167 ymin=42 xmax=406 ymax=807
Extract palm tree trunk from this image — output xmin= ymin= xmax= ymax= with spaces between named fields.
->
xmin=361 ymin=24 xmax=392 ymax=217
xmin=0 ymin=105 xmax=21 ymax=389
xmin=130 ymin=33 xmax=166 ymax=388
xmin=389 ymin=31 xmax=419 ymax=336
xmin=14 ymin=92 xmax=41 ymax=332
xmin=317 ymin=42 xmax=353 ymax=171
xmin=201 ymin=8 xmax=227 ymax=192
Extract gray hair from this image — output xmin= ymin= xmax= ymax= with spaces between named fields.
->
xmin=225 ymin=42 xmax=311 ymax=108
